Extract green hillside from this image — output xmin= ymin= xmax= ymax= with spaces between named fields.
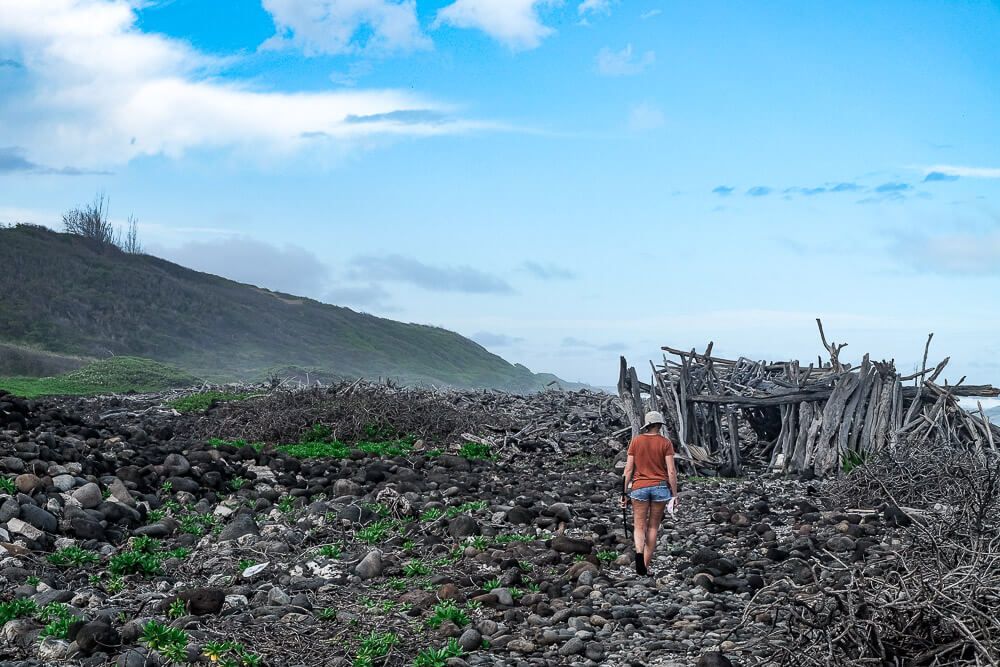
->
xmin=0 ymin=225 xmax=574 ymax=391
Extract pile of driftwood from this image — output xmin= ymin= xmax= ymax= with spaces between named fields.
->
xmin=195 ymin=380 xmax=628 ymax=459
xmin=741 ymin=444 xmax=1000 ymax=666
xmin=618 ymin=320 xmax=999 ymax=476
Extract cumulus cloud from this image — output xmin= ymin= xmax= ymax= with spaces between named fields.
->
xmin=746 ymin=186 xmax=772 ymax=197
xmin=712 ymin=186 xmax=735 ymax=196
xmin=627 ymin=102 xmax=665 ymax=131
xmin=155 ymin=237 xmax=331 ymax=297
xmin=595 ymin=44 xmax=655 ymax=76
xmin=434 ymin=0 xmax=560 ymax=51
xmin=472 ymin=331 xmax=524 ymax=347
xmin=0 ymin=146 xmax=109 ymax=175
xmin=921 ymin=165 xmax=1000 ymax=179
xmin=348 ymin=254 xmax=515 ymax=294
xmin=579 ymin=0 xmax=614 ymax=16
xmin=0 ymin=0 xmax=482 ymax=170
xmin=874 ymin=182 xmax=912 ymax=193
xmin=521 ymin=261 xmax=576 ymax=281
xmin=260 ymin=0 xmax=431 ymax=56
xmin=924 ymin=171 xmax=960 ymax=183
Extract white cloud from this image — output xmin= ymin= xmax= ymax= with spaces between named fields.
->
xmin=435 ymin=0 xmax=560 ymax=51
xmin=627 ymin=102 xmax=665 ymax=131
xmin=920 ymin=165 xmax=1000 ymax=179
xmin=640 ymin=9 xmax=662 ymax=20
xmin=578 ymin=0 xmax=613 ymax=16
xmin=0 ymin=0 xmax=482 ymax=170
xmin=261 ymin=0 xmax=431 ymax=56
xmin=596 ymin=44 xmax=655 ymax=76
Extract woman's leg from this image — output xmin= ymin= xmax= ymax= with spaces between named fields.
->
xmin=644 ymin=501 xmax=667 ymax=566
xmin=632 ymin=500 xmax=649 ymax=553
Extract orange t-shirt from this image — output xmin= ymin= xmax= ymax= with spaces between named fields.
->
xmin=627 ymin=433 xmax=675 ymax=490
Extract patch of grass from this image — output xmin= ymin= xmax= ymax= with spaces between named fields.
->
xmin=277 ymin=495 xmax=296 ymax=513
xmin=0 ymin=598 xmax=38 ymax=624
xmin=0 ymin=357 xmax=196 ymax=398
xmin=277 ymin=440 xmax=351 ymax=459
xmin=47 ymin=546 xmax=100 ymax=567
xmin=229 ymin=476 xmax=247 ymax=490
xmin=425 ymin=449 xmax=442 ymax=458
xmin=208 ymin=438 xmax=264 ymax=452
xmin=567 ymin=453 xmax=614 ymax=468
xmin=109 ymin=550 xmax=162 ymax=576
xmin=357 ymin=438 xmax=415 ymax=457
xmin=140 ymin=620 xmax=188 ymax=659
xmin=464 ymin=536 xmax=487 ymax=551
xmin=420 ymin=507 xmax=443 ymax=522
xmin=680 ymin=475 xmax=725 ymax=486
xmin=386 ymin=577 xmax=407 ymax=591
xmin=168 ymin=391 xmax=250 ymax=413
xmin=318 ymin=607 xmax=337 ymax=621
xmin=354 ymin=630 xmax=398 ymax=667
xmin=178 ymin=511 xmax=216 ymax=535
xmin=426 ymin=600 xmax=469 ymax=629
xmin=166 ymin=598 xmax=186 ymax=619
xmin=493 ymin=533 xmax=536 ymax=545
xmin=202 ymin=641 xmax=262 ymax=667
xmin=364 ymin=502 xmax=391 ymax=518
xmin=0 ymin=477 xmax=15 ymax=495
xmin=403 ymin=560 xmax=430 ymax=577
xmin=458 ymin=442 xmax=493 ymax=461
xmin=315 ymin=544 xmax=342 ymax=559
xmin=414 ymin=638 xmax=464 ymax=667
xmin=37 ymin=603 xmax=75 ymax=640
xmin=356 ymin=519 xmax=394 ymax=544
xmin=446 ymin=501 xmax=487 ymax=518
xmin=597 ymin=550 xmax=619 ymax=563
xmin=842 ymin=450 xmax=868 ymax=474
xmin=482 ymin=577 xmax=501 ymax=591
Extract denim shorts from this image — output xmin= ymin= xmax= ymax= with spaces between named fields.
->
xmin=629 ymin=482 xmax=672 ymax=502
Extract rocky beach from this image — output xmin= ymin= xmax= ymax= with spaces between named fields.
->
xmin=1 ymin=384 xmax=959 ymax=667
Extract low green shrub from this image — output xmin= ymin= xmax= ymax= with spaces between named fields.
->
xmin=414 ymin=638 xmax=464 ymax=667
xmin=458 ymin=442 xmax=492 ymax=461
xmin=47 ymin=546 xmax=100 ymax=567
xmin=426 ymin=600 xmax=469 ymax=629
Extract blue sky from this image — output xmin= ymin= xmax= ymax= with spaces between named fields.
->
xmin=1 ymin=0 xmax=999 ymax=388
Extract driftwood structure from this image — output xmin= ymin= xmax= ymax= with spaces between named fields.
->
xmin=618 ymin=320 xmax=999 ymax=476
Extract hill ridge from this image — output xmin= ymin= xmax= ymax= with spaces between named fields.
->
xmin=0 ymin=225 xmax=578 ymax=391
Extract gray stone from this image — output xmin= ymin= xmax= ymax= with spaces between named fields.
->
xmin=826 ymin=536 xmax=856 ymax=552
xmin=107 ymin=478 xmax=134 ymax=506
xmin=457 ymin=628 xmax=482 ymax=652
xmin=73 ymin=483 xmax=103 ymax=509
xmin=52 ymin=474 xmax=76 ymax=492
xmin=116 ymin=648 xmax=150 ymax=667
xmin=545 ymin=502 xmax=572 ymax=522
xmin=448 ymin=515 xmax=480 ymax=539
xmin=332 ymin=479 xmax=361 ymax=496
xmin=268 ymin=587 xmax=290 ymax=605
xmin=355 ymin=550 xmax=382 ymax=580
xmin=585 ymin=641 xmax=605 ymax=661
xmin=162 ymin=454 xmax=191 ymax=477
xmin=133 ymin=523 xmax=171 ymax=538
xmin=19 ymin=504 xmax=57 ymax=533
xmin=37 ymin=636 xmax=71 ymax=661
xmin=491 ymin=588 xmax=514 ymax=606
xmin=218 ymin=514 xmax=259 ymax=541
xmin=7 ymin=517 xmax=44 ymax=540
xmin=0 ymin=457 xmax=25 ymax=474
xmin=506 ymin=639 xmax=536 ymax=653
xmin=559 ymin=637 xmax=585 ymax=656
xmin=0 ymin=497 xmax=19 ymax=522
xmin=696 ymin=653 xmax=734 ymax=667
xmin=551 ymin=535 xmax=593 ymax=554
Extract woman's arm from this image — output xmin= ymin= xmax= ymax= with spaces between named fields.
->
xmin=623 ymin=455 xmax=635 ymax=496
xmin=665 ymin=455 xmax=677 ymax=497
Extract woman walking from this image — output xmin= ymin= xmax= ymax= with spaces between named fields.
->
xmin=621 ymin=411 xmax=678 ymax=576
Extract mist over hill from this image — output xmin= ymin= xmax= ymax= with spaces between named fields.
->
xmin=0 ymin=225 xmax=581 ymax=391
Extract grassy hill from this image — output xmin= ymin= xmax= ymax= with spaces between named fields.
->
xmin=0 ymin=225 xmax=576 ymax=391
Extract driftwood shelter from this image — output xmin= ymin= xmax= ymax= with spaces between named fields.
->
xmin=618 ymin=320 xmax=999 ymax=477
